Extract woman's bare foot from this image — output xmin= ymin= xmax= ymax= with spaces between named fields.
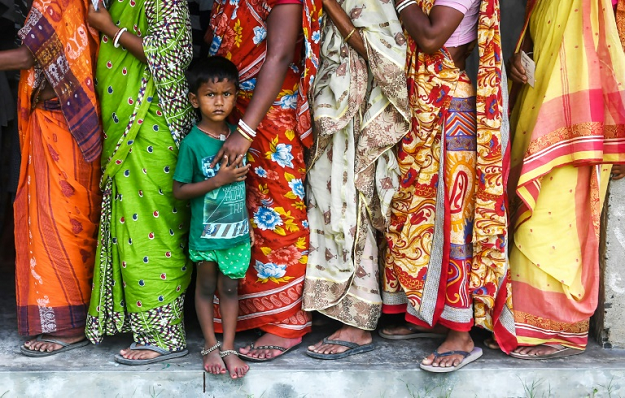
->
xmin=380 ymin=323 xmax=447 ymax=337
xmin=203 ymin=347 xmax=226 ymax=375
xmin=422 ymin=330 xmax=474 ymax=368
xmin=239 ymin=333 xmax=302 ymax=360
xmin=23 ymin=334 xmax=85 ymax=353
xmin=221 ymin=351 xmax=249 ymax=379
xmin=119 ymin=345 xmax=161 ymax=361
xmin=308 ymin=325 xmax=371 ymax=355
xmin=484 ymin=336 xmax=501 ymax=350
xmin=512 ymin=345 xmax=559 ymax=357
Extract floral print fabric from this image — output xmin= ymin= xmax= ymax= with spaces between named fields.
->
xmin=208 ymin=0 xmax=321 ymax=337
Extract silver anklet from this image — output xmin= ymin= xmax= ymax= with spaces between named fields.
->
xmin=201 ymin=342 xmax=221 ymax=356
xmin=220 ymin=349 xmax=239 ymax=358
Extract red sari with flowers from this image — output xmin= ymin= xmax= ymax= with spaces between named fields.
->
xmin=208 ymin=0 xmax=321 ymax=337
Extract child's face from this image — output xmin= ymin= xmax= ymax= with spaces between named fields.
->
xmin=190 ymin=79 xmax=237 ymax=123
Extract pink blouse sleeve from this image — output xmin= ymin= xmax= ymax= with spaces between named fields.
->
xmin=434 ymin=0 xmax=471 ymax=14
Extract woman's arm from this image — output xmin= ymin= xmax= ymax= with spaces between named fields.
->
xmin=322 ymin=0 xmax=367 ymax=60
xmin=87 ymin=4 xmax=147 ymax=63
xmin=398 ymin=4 xmax=464 ymax=54
xmin=0 ymin=46 xmax=35 ymax=71
xmin=211 ymin=3 xmax=302 ymax=166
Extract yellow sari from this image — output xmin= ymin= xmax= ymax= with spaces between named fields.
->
xmin=510 ymin=0 xmax=625 ymax=349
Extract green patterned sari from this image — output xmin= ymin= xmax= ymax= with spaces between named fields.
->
xmin=86 ymin=0 xmax=195 ymax=351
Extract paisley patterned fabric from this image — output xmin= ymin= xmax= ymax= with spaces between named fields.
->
xmin=302 ymin=0 xmax=410 ymax=330
xmin=383 ymin=0 xmax=517 ymax=353
xmin=208 ymin=0 xmax=322 ymax=338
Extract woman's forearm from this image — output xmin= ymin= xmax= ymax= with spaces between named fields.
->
xmin=0 ymin=46 xmax=35 ymax=71
xmin=240 ymin=4 xmax=301 ymax=129
xmin=322 ymin=0 xmax=368 ymax=60
xmin=100 ymin=24 xmax=147 ymax=63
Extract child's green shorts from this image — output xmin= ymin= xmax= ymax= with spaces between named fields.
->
xmin=189 ymin=241 xmax=251 ymax=279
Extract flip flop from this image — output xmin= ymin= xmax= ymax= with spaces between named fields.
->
xmin=114 ymin=342 xmax=189 ymax=365
xmin=239 ymin=342 xmax=301 ymax=363
xmin=378 ymin=324 xmax=443 ymax=340
xmin=509 ymin=344 xmax=584 ymax=360
xmin=20 ymin=335 xmax=90 ymax=357
xmin=419 ymin=347 xmax=483 ymax=373
xmin=305 ymin=338 xmax=375 ymax=360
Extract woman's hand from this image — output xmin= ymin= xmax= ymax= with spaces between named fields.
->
xmin=210 ymin=132 xmax=252 ymax=168
xmin=508 ymin=52 xmax=528 ymax=84
xmin=88 ymin=3 xmax=118 ymax=37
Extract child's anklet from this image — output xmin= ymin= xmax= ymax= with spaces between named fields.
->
xmin=201 ymin=341 xmax=221 ymax=356
xmin=220 ymin=349 xmax=239 ymax=358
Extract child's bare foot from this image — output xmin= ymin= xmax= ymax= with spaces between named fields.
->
xmin=221 ymin=350 xmax=249 ymax=379
xmin=202 ymin=343 xmax=226 ymax=375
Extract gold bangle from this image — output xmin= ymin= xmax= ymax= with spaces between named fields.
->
xmin=237 ymin=127 xmax=254 ymax=142
xmin=344 ymin=28 xmax=356 ymax=42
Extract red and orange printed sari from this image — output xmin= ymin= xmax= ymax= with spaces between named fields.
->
xmin=14 ymin=0 xmax=101 ymax=336
xmin=509 ymin=0 xmax=625 ymax=350
xmin=383 ymin=0 xmax=517 ymax=353
xmin=208 ymin=0 xmax=320 ymax=338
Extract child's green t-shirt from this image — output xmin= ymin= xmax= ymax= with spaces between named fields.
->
xmin=173 ymin=125 xmax=249 ymax=251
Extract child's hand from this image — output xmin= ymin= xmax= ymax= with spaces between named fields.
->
xmin=249 ymin=227 xmax=255 ymax=247
xmin=213 ymin=154 xmax=250 ymax=187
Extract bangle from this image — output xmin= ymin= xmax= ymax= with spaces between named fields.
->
xmin=237 ymin=127 xmax=254 ymax=142
xmin=344 ymin=28 xmax=356 ymax=42
xmin=238 ymin=119 xmax=257 ymax=138
xmin=395 ymin=0 xmax=416 ymax=13
xmin=113 ymin=27 xmax=127 ymax=48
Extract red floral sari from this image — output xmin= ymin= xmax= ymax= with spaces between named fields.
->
xmin=208 ymin=0 xmax=321 ymax=337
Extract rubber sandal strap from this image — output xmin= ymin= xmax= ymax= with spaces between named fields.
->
xmin=129 ymin=342 xmax=170 ymax=355
xmin=252 ymin=345 xmax=287 ymax=352
xmin=322 ymin=338 xmax=360 ymax=349
xmin=35 ymin=335 xmax=71 ymax=348
xmin=432 ymin=349 xmax=471 ymax=359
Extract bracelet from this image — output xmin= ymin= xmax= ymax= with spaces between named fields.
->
xmin=238 ymin=119 xmax=257 ymax=138
xmin=237 ymin=127 xmax=254 ymax=142
xmin=344 ymin=28 xmax=356 ymax=42
xmin=113 ymin=27 xmax=127 ymax=48
xmin=395 ymin=0 xmax=416 ymax=13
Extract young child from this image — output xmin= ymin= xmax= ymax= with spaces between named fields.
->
xmin=173 ymin=56 xmax=252 ymax=379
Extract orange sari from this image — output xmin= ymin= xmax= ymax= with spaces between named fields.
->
xmin=14 ymin=0 xmax=101 ymax=336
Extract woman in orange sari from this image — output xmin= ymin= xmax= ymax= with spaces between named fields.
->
xmin=508 ymin=0 xmax=625 ymax=359
xmin=0 ymin=0 xmax=102 ymax=355
xmin=205 ymin=0 xmax=320 ymax=360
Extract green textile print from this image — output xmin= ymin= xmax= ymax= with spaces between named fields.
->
xmin=189 ymin=241 xmax=252 ymax=279
xmin=86 ymin=0 xmax=195 ymax=351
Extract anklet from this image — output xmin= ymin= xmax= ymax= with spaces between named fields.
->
xmin=201 ymin=341 xmax=221 ymax=356
xmin=220 ymin=349 xmax=239 ymax=358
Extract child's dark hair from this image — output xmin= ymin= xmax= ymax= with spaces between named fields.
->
xmin=186 ymin=56 xmax=239 ymax=94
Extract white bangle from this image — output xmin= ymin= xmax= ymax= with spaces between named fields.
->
xmin=238 ymin=119 xmax=257 ymax=138
xmin=395 ymin=0 xmax=416 ymax=13
xmin=113 ymin=27 xmax=127 ymax=48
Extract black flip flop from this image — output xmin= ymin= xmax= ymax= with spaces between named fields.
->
xmin=114 ymin=342 xmax=189 ymax=365
xmin=306 ymin=338 xmax=375 ymax=360
xmin=20 ymin=335 xmax=90 ymax=357
xmin=239 ymin=342 xmax=301 ymax=362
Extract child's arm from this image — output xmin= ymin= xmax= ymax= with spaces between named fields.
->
xmin=173 ymin=154 xmax=250 ymax=200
